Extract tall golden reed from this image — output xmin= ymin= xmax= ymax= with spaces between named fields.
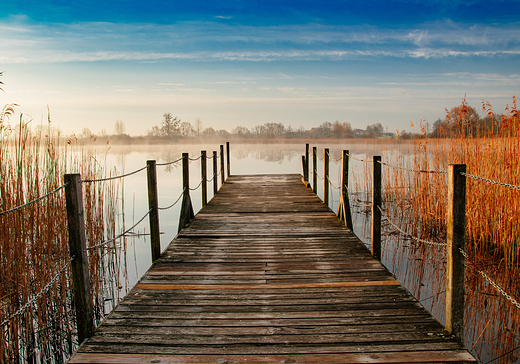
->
xmin=377 ymin=97 xmax=519 ymax=362
xmin=0 ymin=110 xmax=122 ymax=363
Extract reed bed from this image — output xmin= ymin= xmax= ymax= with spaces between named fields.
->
xmin=349 ymin=98 xmax=520 ymax=363
xmin=0 ymin=112 xmax=126 ymax=363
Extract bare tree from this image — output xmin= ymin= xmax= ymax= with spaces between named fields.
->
xmin=114 ymin=120 xmax=126 ymax=135
xmin=194 ymin=118 xmax=203 ymax=137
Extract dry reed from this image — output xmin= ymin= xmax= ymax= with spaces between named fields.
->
xmin=368 ymin=97 xmax=520 ymax=363
xmin=0 ymin=111 xmax=125 ymax=363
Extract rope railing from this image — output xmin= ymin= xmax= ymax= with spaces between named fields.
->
xmin=158 ymin=188 xmax=186 ymax=211
xmin=377 ymin=160 xmax=447 ymax=174
xmin=190 ymin=178 xmax=205 ymax=191
xmin=459 ymin=247 xmax=520 ymax=310
xmin=0 ymin=255 xmax=76 ymax=328
xmin=378 ymin=206 xmax=447 ymax=247
xmin=189 ymin=154 xmax=204 ymax=162
xmin=326 ymin=150 xmax=342 ymax=162
xmin=87 ymin=209 xmax=152 ymax=251
xmin=328 ymin=179 xmax=341 ymax=190
xmin=0 ymin=182 xmax=69 ymax=217
xmin=315 ymin=171 xmax=325 ymax=181
xmin=345 ymin=151 xmax=371 ymax=163
xmin=156 ymin=157 xmax=183 ymax=167
xmin=81 ymin=165 xmax=148 ymax=183
xmin=344 ymin=185 xmax=372 ymax=209
xmin=462 ymin=172 xmax=520 ymax=191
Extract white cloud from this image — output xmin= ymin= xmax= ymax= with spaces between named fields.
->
xmin=1 ymin=18 xmax=519 ymax=64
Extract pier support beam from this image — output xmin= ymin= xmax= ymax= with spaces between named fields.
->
xmin=304 ymin=143 xmax=310 ymax=183
xmin=324 ymin=148 xmax=329 ymax=207
xmin=226 ymin=142 xmax=230 ymax=178
xmin=146 ymin=160 xmax=161 ymax=262
xmin=178 ymin=153 xmax=195 ymax=233
xmin=371 ymin=156 xmax=382 ymax=260
xmin=313 ymin=147 xmax=317 ymax=194
xmin=64 ymin=173 xmax=94 ymax=344
xmin=201 ymin=151 xmax=207 ymax=207
xmin=337 ymin=150 xmax=353 ymax=230
xmin=213 ymin=151 xmax=218 ymax=195
xmin=446 ymin=164 xmax=466 ymax=340
xmin=220 ymin=145 xmax=225 ymax=185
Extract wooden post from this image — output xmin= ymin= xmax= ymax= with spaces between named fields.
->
xmin=64 ymin=174 xmax=94 ymax=343
xmin=178 ymin=153 xmax=194 ymax=233
xmin=201 ymin=151 xmax=207 ymax=207
xmin=146 ymin=161 xmax=161 ymax=262
xmin=226 ymin=142 xmax=230 ymax=178
xmin=213 ymin=151 xmax=218 ymax=195
xmin=324 ymin=148 xmax=329 ymax=206
xmin=220 ymin=145 xmax=225 ymax=185
xmin=446 ymin=164 xmax=466 ymax=340
xmin=312 ymin=146 xmax=317 ymax=194
xmin=305 ymin=143 xmax=310 ymax=183
xmin=301 ymin=156 xmax=307 ymax=181
xmin=342 ymin=150 xmax=354 ymax=230
xmin=371 ymin=156 xmax=382 ymax=260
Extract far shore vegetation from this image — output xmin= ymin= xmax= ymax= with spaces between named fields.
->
xmin=21 ymin=98 xmax=514 ymax=146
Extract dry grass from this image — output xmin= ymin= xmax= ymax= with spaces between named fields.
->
xmin=0 ymin=112 xmax=123 ymax=363
xmin=370 ymin=97 xmax=520 ymax=362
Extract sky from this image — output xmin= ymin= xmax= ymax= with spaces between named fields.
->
xmin=1 ymin=0 xmax=519 ymax=136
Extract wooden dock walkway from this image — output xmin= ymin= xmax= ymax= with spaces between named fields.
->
xmin=69 ymin=174 xmax=476 ymax=363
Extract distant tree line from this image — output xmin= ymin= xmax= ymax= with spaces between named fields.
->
xmin=76 ymin=99 xmax=517 ymax=143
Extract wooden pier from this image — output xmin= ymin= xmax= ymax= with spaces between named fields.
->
xmin=69 ymin=174 xmax=476 ymax=363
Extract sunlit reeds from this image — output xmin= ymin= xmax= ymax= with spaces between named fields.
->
xmin=0 ymin=111 xmax=124 ymax=363
xmin=374 ymin=97 xmax=520 ymax=363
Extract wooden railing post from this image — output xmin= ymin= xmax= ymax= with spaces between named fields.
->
xmin=304 ymin=143 xmax=310 ymax=183
xmin=220 ymin=144 xmax=225 ymax=185
xmin=213 ymin=150 xmax=218 ymax=195
xmin=201 ymin=151 xmax=207 ymax=207
xmin=226 ymin=142 xmax=230 ymax=178
xmin=178 ymin=153 xmax=194 ymax=233
xmin=446 ymin=164 xmax=466 ymax=340
xmin=324 ymin=148 xmax=329 ymax=206
xmin=312 ymin=146 xmax=317 ymax=194
xmin=64 ymin=173 xmax=94 ymax=344
xmin=146 ymin=161 xmax=161 ymax=262
xmin=371 ymin=156 xmax=382 ymax=260
xmin=341 ymin=150 xmax=354 ymax=230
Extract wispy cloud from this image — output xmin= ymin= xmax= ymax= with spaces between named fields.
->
xmin=1 ymin=18 xmax=519 ymax=64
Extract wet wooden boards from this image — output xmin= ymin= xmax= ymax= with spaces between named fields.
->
xmin=69 ymin=174 xmax=476 ymax=363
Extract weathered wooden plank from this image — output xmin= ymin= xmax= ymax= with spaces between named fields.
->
xmin=73 ymin=341 xmax=468 ymax=356
xmin=85 ymin=331 xmax=454 ymax=345
xmin=106 ymin=307 xmax=438 ymax=320
xmin=95 ymin=322 xmax=444 ymax=336
xmin=69 ymin=351 xmax=477 ymax=364
xmin=135 ymin=280 xmax=400 ymax=290
xmin=101 ymin=315 xmax=437 ymax=327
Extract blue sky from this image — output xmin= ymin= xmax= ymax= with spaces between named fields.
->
xmin=1 ymin=0 xmax=519 ymax=135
